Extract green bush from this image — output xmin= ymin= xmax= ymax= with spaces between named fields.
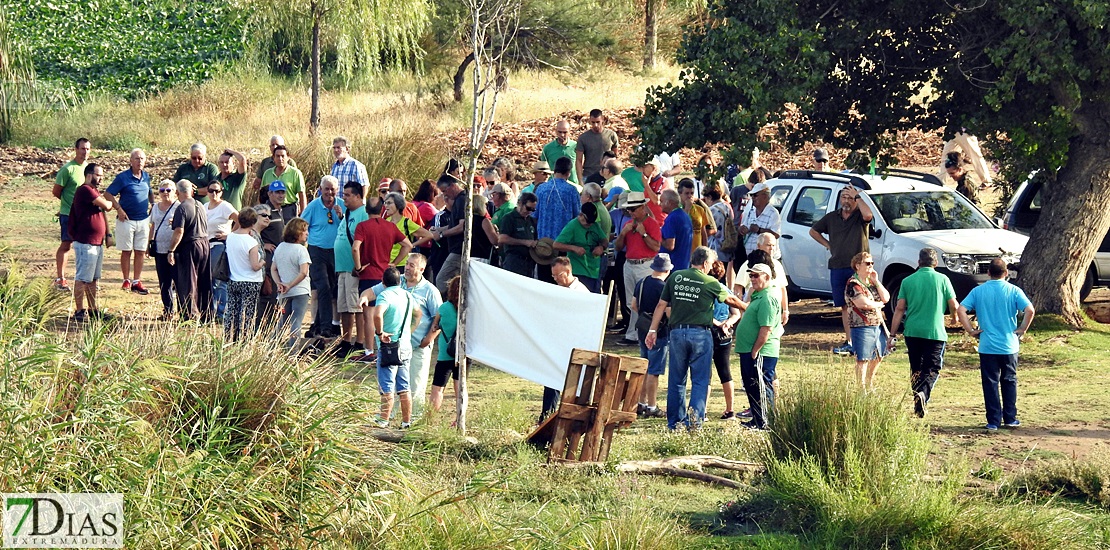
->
xmin=728 ymin=372 xmax=1098 ymax=548
xmin=1002 ymin=453 xmax=1110 ymax=509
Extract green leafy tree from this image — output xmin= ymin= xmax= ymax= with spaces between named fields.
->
xmin=637 ymin=0 xmax=1110 ymax=326
xmin=250 ymin=0 xmax=432 ymax=133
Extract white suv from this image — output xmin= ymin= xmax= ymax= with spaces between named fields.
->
xmin=763 ymin=169 xmax=1026 ymax=305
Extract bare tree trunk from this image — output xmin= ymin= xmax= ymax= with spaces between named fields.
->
xmin=643 ymin=0 xmax=660 ymax=70
xmin=453 ymin=52 xmax=475 ymax=103
xmin=1019 ymin=109 xmax=1110 ymax=327
xmin=310 ymin=5 xmax=321 ymax=135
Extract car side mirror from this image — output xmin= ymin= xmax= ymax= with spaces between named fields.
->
xmin=869 ymin=227 xmax=882 ymax=239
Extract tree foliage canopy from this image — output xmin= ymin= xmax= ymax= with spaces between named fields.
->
xmin=637 ymin=0 xmax=1110 ymax=325
xmin=637 ymin=0 xmax=1110 ymax=180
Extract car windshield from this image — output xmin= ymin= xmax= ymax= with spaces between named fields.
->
xmin=871 ymin=191 xmax=994 ymax=233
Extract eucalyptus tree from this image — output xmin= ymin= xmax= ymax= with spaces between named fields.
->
xmin=637 ymin=0 xmax=1110 ymax=327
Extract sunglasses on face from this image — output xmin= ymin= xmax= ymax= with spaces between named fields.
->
xmin=524 ymin=205 xmax=536 ymax=212
xmin=208 ymin=188 xmax=222 ymax=193
xmin=258 ymin=214 xmax=271 ymax=219
xmin=159 ymin=188 xmax=173 ymax=193
xmin=863 ymin=261 xmax=875 ymax=266
xmin=191 ymin=156 xmax=203 ymax=161
xmin=748 ymin=273 xmax=762 ymax=279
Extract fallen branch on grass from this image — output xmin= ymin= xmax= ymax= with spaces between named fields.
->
xmin=553 ymin=455 xmax=763 ymax=489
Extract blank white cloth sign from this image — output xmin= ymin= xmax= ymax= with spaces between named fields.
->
xmin=464 ymin=261 xmax=607 ymax=389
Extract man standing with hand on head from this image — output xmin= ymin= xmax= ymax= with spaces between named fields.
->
xmin=809 ymin=184 xmax=873 ymax=356
xmin=957 ymin=259 xmax=1035 ymax=432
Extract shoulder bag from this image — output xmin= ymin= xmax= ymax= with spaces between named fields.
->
xmin=148 ymin=202 xmax=176 ymax=255
xmin=634 ymin=280 xmax=668 ymax=338
xmin=378 ymin=293 xmax=413 ymax=367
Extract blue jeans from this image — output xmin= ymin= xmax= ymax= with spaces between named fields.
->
xmin=210 ymin=242 xmax=227 ymax=319
xmin=638 ymin=332 xmax=668 ymax=376
xmin=276 ymin=293 xmax=310 ymax=348
xmin=980 ymin=353 xmax=1018 ymax=426
xmin=739 ymin=352 xmax=779 ymax=428
xmin=666 ymin=327 xmax=714 ymax=430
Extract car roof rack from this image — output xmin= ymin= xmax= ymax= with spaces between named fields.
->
xmin=849 ymin=168 xmax=945 ymax=187
xmin=772 ymin=170 xmax=871 ymax=190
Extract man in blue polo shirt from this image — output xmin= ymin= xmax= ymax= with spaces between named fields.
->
xmin=302 ymin=175 xmax=345 ymax=338
xmin=105 ymin=148 xmax=152 ymax=295
xmin=957 ymin=259 xmax=1036 ymax=432
xmin=659 ymin=189 xmax=692 ymax=270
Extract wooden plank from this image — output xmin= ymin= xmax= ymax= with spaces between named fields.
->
xmin=556 ymin=403 xmax=597 ymax=423
xmin=578 ymin=364 xmax=599 ymax=405
xmin=526 ymin=413 xmax=558 ymax=449
xmin=599 ymin=424 xmax=617 ymax=462
xmin=560 ymin=363 xmax=583 ymax=401
xmin=621 ymin=356 xmax=649 ymax=374
xmin=566 ymin=429 xmax=584 ymax=460
xmin=570 ymin=349 xmax=601 ymax=366
xmin=580 ymin=355 xmax=621 ymax=461
xmin=607 ymin=410 xmax=637 ymax=424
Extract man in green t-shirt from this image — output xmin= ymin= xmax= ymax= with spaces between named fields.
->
xmin=887 ymin=248 xmax=959 ymax=418
xmin=52 ymin=137 xmax=91 ymax=291
xmin=553 ymin=202 xmax=607 ymax=292
xmin=735 ymin=263 xmax=784 ymax=430
xmin=173 ymin=142 xmax=221 ymax=204
xmin=539 ymin=120 xmax=578 ymax=186
xmin=260 ymin=145 xmax=307 ymax=215
xmin=645 ymin=246 xmax=746 ymax=431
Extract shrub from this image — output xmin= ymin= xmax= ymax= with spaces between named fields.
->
xmin=1002 ymin=452 xmax=1110 ymax=509
xmin=730 ymin=372 xmax=1098 ymax=548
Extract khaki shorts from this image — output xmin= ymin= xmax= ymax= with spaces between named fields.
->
xmin=337 ymin=273 xmax=363 ymax=313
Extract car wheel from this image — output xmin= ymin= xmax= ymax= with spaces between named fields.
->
xmin=1080 ymin=265 xmax=1095 ymax=302
xmin=883 ymin=272 xmax=910 ymax=320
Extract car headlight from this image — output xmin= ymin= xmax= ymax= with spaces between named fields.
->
xmin=942 ymin=253 xmax=977 ymax=275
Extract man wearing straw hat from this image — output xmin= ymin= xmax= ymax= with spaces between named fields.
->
xmin=614 ymin=191 xmax=661 ymax=345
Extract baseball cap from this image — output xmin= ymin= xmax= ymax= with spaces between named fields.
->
xmin=491 ymin=183 xmax=512 ymax=195
xmin=532 ymin=160 xmax=553 ymax=174
xmin=748 ymin=263 xmax=774 ymax=277
xmin=268 ymin=181 xmax=287 ymax=193
xmin=813 ymin=147 xmax=829 ymax=162
xmin=750 ymin=182 xmax=771 ymax=195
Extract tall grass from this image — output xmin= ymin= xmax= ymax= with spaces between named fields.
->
xmin=1001 ymin=451 xmax=1110 ymax=509
xmin=720 ymin=372 xmax=1101 ymax=548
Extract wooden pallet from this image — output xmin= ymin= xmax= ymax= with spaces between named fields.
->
xmin=527 ymin=349 xmax=648 ymax=463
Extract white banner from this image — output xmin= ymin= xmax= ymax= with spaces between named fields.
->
xmin=464 ymin=261 xmax=608 ymax=389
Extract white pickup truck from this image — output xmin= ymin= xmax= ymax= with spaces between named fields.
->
xmin=762 ymin=169 xmax=1026 ymax=307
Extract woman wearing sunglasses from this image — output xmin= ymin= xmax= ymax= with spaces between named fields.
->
xmin=845 ymin=252 xmax=892 ymax=389
xmin=148 ymin=179 xmax=180 ymax=320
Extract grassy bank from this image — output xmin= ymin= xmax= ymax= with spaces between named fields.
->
xmin=11 ymin=65 xmax=676 ymax=184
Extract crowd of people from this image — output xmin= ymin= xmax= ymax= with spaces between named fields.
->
xmin=50 ymin=112 xmax=1032 ymax=431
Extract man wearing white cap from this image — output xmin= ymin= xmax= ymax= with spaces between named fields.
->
xmin=735 ymin=262 xmax=784 ymax=430
xmin=738 ymin=182 xmax=781 ymax=256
